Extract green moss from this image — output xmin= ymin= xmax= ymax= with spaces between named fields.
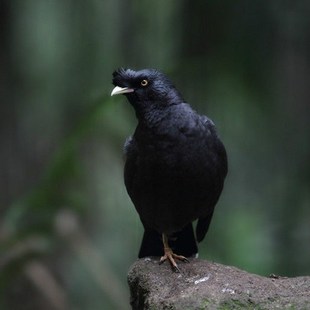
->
xmin=199 ymin=298 xmax=211 ymax=309
xmin=218 ymin=299 xmax=256 ymax=310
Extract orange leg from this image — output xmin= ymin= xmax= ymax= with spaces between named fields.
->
xmin=159 ymin=233 xmax=189 ymax=272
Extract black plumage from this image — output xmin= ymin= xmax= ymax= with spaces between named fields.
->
xmin=111 ymin=68 xmax=227 ymax=270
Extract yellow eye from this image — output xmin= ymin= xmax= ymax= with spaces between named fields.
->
xmin=141 ymin=79 xmax=148 ymax=87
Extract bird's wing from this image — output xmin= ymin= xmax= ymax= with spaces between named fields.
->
xmin=123 ymin=136 xmax=138 ymax=200
xmin=194 ymin=115 xmax=228 ymax=242
xmin=196 ymin=210 xmax=215 ymax=243
xmin=123 ymin=135 xmax=134 ymax=158
xmin=201 ymin=114 xmax=215 ymax=127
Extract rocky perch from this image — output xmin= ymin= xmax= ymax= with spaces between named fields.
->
xmin=128 ymin=258 xmax=310 ymax=309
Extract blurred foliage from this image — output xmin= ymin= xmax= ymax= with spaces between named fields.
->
xmin=1 ymin=0 xmax=310 ymax=309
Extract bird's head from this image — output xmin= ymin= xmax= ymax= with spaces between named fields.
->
xmin=111 ymin=68 xmax=183 ymax=115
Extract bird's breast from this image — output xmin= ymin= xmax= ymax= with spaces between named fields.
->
xmin=126 ymin=117 xmax=225 ymax=234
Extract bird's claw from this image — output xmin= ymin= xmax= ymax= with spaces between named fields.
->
xmin=173 ymin=265 xmax=181 ymax=273
xmin=159 ymin=249 xmax=189 ymax=272
xmin=180 ymin=256 xmax=190 ymax=263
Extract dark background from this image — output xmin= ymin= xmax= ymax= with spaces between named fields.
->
xmin=1 ymin=1 xmax=309 ymax=309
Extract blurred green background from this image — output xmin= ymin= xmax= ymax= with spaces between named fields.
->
xmin=1 ymin=1 xmax=310 ymax=309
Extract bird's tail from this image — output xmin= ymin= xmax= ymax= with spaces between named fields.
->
xmin=138 ymin=223 xmax=198 ymax=258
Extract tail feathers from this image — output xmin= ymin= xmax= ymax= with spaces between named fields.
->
xmin=196 ymin=210 xmax=214 ymax=242
xmin=138 ymin=223 xmax=198 ymax=258
xmin=138 ymin=229 xmax=163 ymax=258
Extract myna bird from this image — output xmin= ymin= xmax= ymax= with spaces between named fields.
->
xmin=111 ymin=68 xmax=227 ymax=271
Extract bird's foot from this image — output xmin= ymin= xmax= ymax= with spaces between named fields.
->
xmin=159 ymin=247 xmax=189 ymax=272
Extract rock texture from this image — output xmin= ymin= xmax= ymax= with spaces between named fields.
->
xmin=128 ymin=258 xmax=310 ymax=309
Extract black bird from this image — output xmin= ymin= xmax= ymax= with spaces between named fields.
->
xmin=111 ymin=68 xmax=227 ymax=271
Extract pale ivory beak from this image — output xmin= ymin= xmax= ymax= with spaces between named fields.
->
xmin=111 ymin=86 xmax=134 ymax=96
